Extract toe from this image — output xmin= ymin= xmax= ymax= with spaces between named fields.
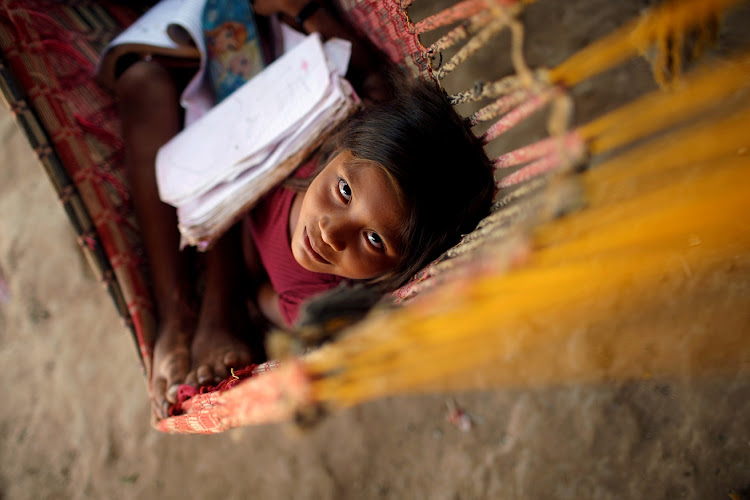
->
xmin=163 ymin=360 xmax=189 ymax=403
xmin=224 ymin=348 xmax=252 ymax=369
xmin=184 ymin=370 xmax=198 ymax=388
xmin=196 ymin=364 xmax=213 ymax=386
xmin=223 ymin=350 xmax=239 ymax=367
xmin=166 ymin=383 xmax=181 ymax=404
xmin=212 ymin=362 xmax=229 ymax=382
xmin=151 ymin=377 xmax=170 ymax=419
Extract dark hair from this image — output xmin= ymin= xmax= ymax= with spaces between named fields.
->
xmin=334 ymin=76 xmax=494 ymax=291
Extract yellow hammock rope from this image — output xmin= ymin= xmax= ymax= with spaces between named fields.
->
xmin=307 ymin=147 xmax=750 ymax=408
xmin=547 ymin=0 xmax=741 ymax=87
xmin=303 ymin=55 xmax=750 ymax=408
xmin=444 ymin=0 xmax=739 ymax=108
xmin=578 ymin=55 xmax=750 ymax=154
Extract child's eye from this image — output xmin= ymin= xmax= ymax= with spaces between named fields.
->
xmin=365 ymin=231 xmax=384 ymax=250
xmin=337 ymin=178 xmax=352 ymax=202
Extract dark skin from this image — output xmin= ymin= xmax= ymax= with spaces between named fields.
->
xmin=116 ymin=0 xmax=393 ymax=419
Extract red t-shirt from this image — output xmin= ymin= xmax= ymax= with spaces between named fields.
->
xmin=247 ymin=162 xmax=343 ymax=327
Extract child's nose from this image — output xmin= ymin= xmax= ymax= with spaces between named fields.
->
xmin=319 ymin=217 xmax=346 ymax=252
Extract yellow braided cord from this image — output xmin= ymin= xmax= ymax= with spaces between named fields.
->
xmin=578 ymin=55 xmax=750 ymax=155
xmin=308 ymin=166 xmax=749 ymax=406
xmin=548 ymin=0 xmax=742 ymax=88
xmin=305 ymin=94 xmax=750 ymax=406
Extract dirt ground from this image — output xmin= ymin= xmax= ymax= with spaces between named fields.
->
xmin=1 ymin=0 xmax=750 ymax=498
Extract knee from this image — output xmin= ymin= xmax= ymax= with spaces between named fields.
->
xmin=115 ymin=60 xmax=179 ymax=111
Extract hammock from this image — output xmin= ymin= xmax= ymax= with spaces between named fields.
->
xmin=1 ymin=0 xmax=748 ymax=434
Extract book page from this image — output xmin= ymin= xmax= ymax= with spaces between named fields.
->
xmin=101 ymin=0 xmax=206 ymax=56
xmin=156 ymin=33 xmax=334 ymax=206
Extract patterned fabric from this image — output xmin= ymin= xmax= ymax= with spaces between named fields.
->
xmin=156 ymin=360 xmax=311 ymax=434
xmin=338 ymin=0 xmax=433 ymax=80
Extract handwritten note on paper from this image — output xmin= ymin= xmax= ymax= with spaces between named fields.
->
xmin=155 ymin=34 xmax=332 ymax=206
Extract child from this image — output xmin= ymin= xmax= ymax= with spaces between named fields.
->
xmin=115 ymin=0 xmax=494 ymax=418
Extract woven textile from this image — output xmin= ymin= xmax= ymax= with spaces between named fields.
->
xmin=0 ymin=0 xmax=154 ymax=374
xmin=338 ymin=0 xmax=432 ymax=79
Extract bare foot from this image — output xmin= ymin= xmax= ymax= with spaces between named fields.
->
xmin=185 ymin=223 xmax=264 ymax=388
xmin=185 ymin=312 xmax=256 ymax=388
xmin=186 ymin=330 xmax=253 ymax=387
xmin=150 ymin=320 xmax=193 ymax=419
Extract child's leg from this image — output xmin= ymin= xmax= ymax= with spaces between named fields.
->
xmin=185 ymin=224 xmax=264 ymax=387
xmin=116 ymin=61 xmax=197 ymax=417
xmin=118 ymin=60 xmax=265 ymax=415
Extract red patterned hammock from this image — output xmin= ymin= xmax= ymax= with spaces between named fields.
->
xmin=3 ymin=0 xmax=749 ymax=434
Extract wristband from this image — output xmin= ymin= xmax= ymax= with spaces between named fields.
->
xmin=295 ymin=1 xmax=322 ymax=27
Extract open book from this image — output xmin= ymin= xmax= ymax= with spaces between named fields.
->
xmin=155 ymin=33 xmax=359 ymax=250
xmin=96 ymin=0 xmax=214 ymax=123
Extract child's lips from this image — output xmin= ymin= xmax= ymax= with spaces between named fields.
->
xmin=304 ymin=227 xmax=331 ymax=265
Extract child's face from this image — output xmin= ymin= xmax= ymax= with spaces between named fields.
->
xmin=211 ymin=26 xmax=238 ymax=53
xmin=291 ymin=151 xmax=406 ymax=280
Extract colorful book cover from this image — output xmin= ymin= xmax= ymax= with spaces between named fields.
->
xmin=203 ymin=0 xmax=266 ymax=102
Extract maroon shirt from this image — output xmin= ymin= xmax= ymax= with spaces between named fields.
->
xmin=247 ymin=162 xmax=342 ymax=326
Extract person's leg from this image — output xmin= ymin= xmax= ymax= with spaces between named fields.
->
xmin=116 ymin=61 xmax=196 ymax=417
xmin=185 ymin=223 xmax=265 ymax=387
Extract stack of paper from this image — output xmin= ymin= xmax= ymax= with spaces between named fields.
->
xmin=156 ymin=33 xmax=358 ymax=249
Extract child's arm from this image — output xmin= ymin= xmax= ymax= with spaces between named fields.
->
xmin=257 ymin=282 xmax=286 ymax=328
xmin=252 ymin=0 xmax=393 ymax=102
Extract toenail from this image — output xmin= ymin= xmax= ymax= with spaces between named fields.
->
xmin=167 ymin=384 xmax=179 ymax=402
